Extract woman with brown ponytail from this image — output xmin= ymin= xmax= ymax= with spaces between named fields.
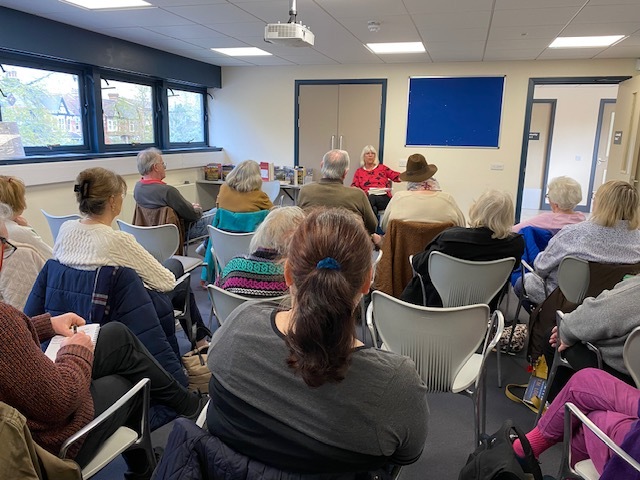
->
xmin=205 ymin=207 xmax=428 ymax=474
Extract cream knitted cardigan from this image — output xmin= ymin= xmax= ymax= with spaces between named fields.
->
xmin=53 ymin=220 xmax=175 ymax=292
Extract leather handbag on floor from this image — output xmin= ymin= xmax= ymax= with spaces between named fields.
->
xmin=182 ymin=345 xmax=210 ymax=394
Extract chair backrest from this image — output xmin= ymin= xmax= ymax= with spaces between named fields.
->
xmin=116 ymin=220 xmax=179 ymax=263
xmin=41 ymin=210 xmax=80 ymax=242
xmin=132 ymin=204 xmax=185 ymax=255
xmin=428 ymin=251 xmax=516 ymax=308
xmin=624 ymin=326 xmax=640 ymax=389
xmin=207 ymin=225 xmax=254 ymax=272
xmin=261 ymin=180 xmax=281 ymax=203
xmin=207 ymin=285 xmax=288 ymax=325
xmin=557 ymin=256 xmax=590 ymax=304
xmin=371 ymin=290 xmax=490 ymax=392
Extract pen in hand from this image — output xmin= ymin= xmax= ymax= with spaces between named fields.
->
xmin=72 ymin=325 xmax=78 ymax=334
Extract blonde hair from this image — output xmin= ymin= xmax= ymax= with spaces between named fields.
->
xmin=74 ymin=167 xmax=127 ymax=216
xmin=225 ymin=160 xmax=262 ymax=192
xmin=592 ymin=180 xmax=639 ymax=229
xmin=468 ymin=190 xmax=515 ymax=239
xmin=0 ymin=176 xmax=27 ymax=216
xmin=359 ymin=145 xmax=379 ymax=168
xmin=547 ymin=176 xmax=582 ymax=211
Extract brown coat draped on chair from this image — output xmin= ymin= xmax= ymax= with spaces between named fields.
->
xmin=374 ymin=220 xmax=454 ymax=298
xmin=527 ymin=261 xmax=640 ymax=362
xmin=133 ymin=205 xmax=185 ymax=255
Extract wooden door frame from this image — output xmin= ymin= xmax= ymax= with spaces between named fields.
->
xmin=294 ymin=79 xmax=387 ymax=166
xmin=515 ymin=76 xmax=630 ymax=222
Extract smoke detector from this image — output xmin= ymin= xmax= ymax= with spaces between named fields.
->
xmin=368 ymin=21 xmax=381 ymax=33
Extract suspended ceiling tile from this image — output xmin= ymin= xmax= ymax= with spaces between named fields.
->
xmin=486 ymin=37 xmax=553 ymax=50
xmin=491 ymin=7 xmax=582 ymax=27
xmin=378 ymin=52 xmax=433 ymax=64
xmin=412 ymin=11 xmax=491 ymax=30
xmin=594 ymin=45 xmax=640 ymax=58
xmin=164 ymin=4 xmax=261 ymax=24
xmin=572 ymin=5 xmax=640 ymax=24
xmin=560 ymin=22 xmax=640 ymax=37
xmin=336 ymin=15 xmax=420 ymax=44
xmin=144 ymin=24 xmax=227 ymax=39
xmin=495 ymin=0 xmax=585 ymax=8
xmin=429 ymin=51 xmax=484 ymax=62
xmin=488 ymin=25 xmax=565 ymax=40
xmin=402 ymin=0 xmax=493 ymax=15
xmin=537 ymin=48 xmax=603 ymax=59
xmin=313 ymin=0 xmax=409 ymax=19
xmin=483 ymin=49 xmax=543 ymax=61
xmin=205 ymin=21 xmax=267 ymax=36
xmin=418 ymin=27 xmax=489 ymax=43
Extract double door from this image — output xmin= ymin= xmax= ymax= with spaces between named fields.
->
xmin=297 ymin=82 xmax=384 ymax=186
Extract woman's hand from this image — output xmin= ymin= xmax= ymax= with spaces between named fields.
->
xmin=14 ymin=215 xmax=29 ymax=227
xmin=51 ymin=313 xmax=86 ymax=337
xmin=61 ymin=332 xmax=94 ymax=352
xmin=549 ymin=325 xmax=570 ymax=352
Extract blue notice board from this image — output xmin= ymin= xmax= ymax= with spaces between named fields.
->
xmin=406 ymin=76 xmax=505 ymax=148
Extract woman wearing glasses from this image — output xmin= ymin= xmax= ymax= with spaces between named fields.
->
xmin=0 ymin=203 xmax=47 ymax=310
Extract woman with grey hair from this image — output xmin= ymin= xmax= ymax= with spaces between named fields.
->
xmin=401 ymin=190 xmax=524 ymax=307
xmin=380 ymin=154 xmax=465 ymax=231
xmin=215 ymin=206 xmax=305 ymax=297
xmin=513 ymin=176 xmax=585 ymax=233
xmin=351 ymin=145 xmax=401 ymax=215
xmin=217 ymin=160 xmax=273 ymax=212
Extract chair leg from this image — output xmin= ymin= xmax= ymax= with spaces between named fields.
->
xmin=496 ymin=346 xmax=502 ymax=388
xmin=534 ymin=351 xmax=563 ymax=427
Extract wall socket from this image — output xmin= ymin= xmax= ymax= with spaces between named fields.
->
xmin=490 ymin=163 xmax=504 ymax=171
xmin=398 ymin=158 xmax=407 ymax=168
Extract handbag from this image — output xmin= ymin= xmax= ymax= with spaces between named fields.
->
xmin=499 ymin=324 xmax=528 ymax=353
xmin=505 ymin=356 xmax=548 ymax=415
xmin=182 ymin=345 xmax=210 ymax=394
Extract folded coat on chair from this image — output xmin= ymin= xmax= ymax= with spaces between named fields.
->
xmin=132 ymin=204 xmax=186 ymax=255
xmin=374 ymin=220 xmax=454 ymax=298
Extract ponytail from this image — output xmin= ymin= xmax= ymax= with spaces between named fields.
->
xmin=284 ymin=208 xmax=371 ymax=387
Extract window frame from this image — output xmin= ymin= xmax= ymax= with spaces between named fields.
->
xmin=0 ymin=56 xmax=91 ymax=156
xmin=165 ymin=84 xmax=208 ymax=149
xmin=0 ymin=51 xmax=216 ymax=164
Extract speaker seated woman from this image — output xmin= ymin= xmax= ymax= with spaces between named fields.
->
xmin=350 ymin=145 xmax=401 ymax=216
xmin=206 ymin=208 xmax=428 ymax=473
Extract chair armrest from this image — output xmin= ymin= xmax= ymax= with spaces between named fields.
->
xmin=477 ymin=310 xmax=504 ymax=389
xmin=174 ymin=273 xmax=190 ymax=290
xmin=59 ymin=378 xmax=151 ymax=459
xmin=585 ymin=342 xmax=604 ymax=369
xmin=520 ymin=260 xmax=548 ymax=299
xmin=366 ymin=301 xmax=378 ymax=347
xmin=562 ymin=402 xmax=640 ymax=476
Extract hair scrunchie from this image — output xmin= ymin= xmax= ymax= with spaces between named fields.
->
xmin=73 ymin=180 xmax=90 ymax=199
xmin=316 ymin=257 xmax=341 ymax=271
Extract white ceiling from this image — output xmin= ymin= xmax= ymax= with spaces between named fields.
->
xmin=2 ymin=0 xmax=640 ymax=67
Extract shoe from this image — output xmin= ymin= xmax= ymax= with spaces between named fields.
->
xmin=183 ymin=392 xmax=209 ymax=422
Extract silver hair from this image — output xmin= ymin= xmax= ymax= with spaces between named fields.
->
xmin=225 ymin=160 xmax=263 ymax=192
xmin=249 ymin=206 xmax=306 ymax=255
xmin=468 ymin=190 xmax=515 ymax=239
xmin=0 ymin=202 xmax=13 ymax=224
xmin=547 ymin=176 xmax=582 ymax=211
xmin=321 ymin=149 xmax=349 ymax=180
xmin=136 ymin=148 xmax=163 ymax=175
xmin=359 ymin=145 xmax=379 ymax=168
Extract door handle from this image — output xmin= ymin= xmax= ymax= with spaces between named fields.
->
xmin=339 ymin=135 xmax=343 ymax=150
xmin=331 ymin=135 xmax=335 ymax=149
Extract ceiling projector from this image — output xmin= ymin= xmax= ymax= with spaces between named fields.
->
xmin=264 ymin=0 xmax=314 ymax=47
xmin=264 ymin=22 xmax=314 ymax=47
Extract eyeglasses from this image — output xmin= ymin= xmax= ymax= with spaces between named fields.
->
xmin=1 ymin=236 xmax=17 ymax=260
xmin=156 ymin=162 xmax=167 ymax=169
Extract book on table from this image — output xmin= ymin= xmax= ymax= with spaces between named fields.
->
xmin=45 ymin=324 xmax=101 ymax=361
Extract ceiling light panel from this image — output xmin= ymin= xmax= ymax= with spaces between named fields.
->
xmin=211 ymin=47 xmax=272 ymax=57
xmin=549 ymin=35 xmax=625 ymax=48
xmin=60 ymin=0 xmax=153 ymax=9
xmin=366 ymin=42 xmax=425 ymax=54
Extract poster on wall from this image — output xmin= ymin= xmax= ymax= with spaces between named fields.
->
xmin=406 ymin=76 xmax=505 ymax=148
xmin=0 ymin=122 xmax=25 ymax=160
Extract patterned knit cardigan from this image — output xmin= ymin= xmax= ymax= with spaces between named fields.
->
xmin=215 ymin=248 xmax=287 ymax=298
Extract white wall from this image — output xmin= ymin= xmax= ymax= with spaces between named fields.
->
xmin=210 ymin=59 xmax=636 ymax=216
xmin=3 ymin=151 xmax=226 ymax=245
xmin=533 ymin=84 xmax=618 ymax=207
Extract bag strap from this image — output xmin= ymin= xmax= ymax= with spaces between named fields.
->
xmin=503 ymin=422 xmax=543 ymax=480
xmin=504 ymin=383 xmax=542 ymax=414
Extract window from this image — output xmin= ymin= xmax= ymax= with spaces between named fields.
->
xmin=168 ymin=88 xmax=205 ymax=144
xmin=101 ymin=78 xmax=154 ymax=146
xmin=0 ymin=64 xmax=84 ymax=149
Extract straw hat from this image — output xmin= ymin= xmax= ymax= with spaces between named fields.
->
xmin=399 ymin=154 xmax=438 ymax=182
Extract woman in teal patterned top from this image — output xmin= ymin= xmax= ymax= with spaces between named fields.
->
xmin=216 ymin=207 xmax=305 ymax=297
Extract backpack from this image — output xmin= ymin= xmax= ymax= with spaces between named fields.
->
xmin=458 ymin=420 xmax=543 ymax=480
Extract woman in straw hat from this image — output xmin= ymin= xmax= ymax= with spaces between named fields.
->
xmin=380 ymin=154 xmax=465 ymax=231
